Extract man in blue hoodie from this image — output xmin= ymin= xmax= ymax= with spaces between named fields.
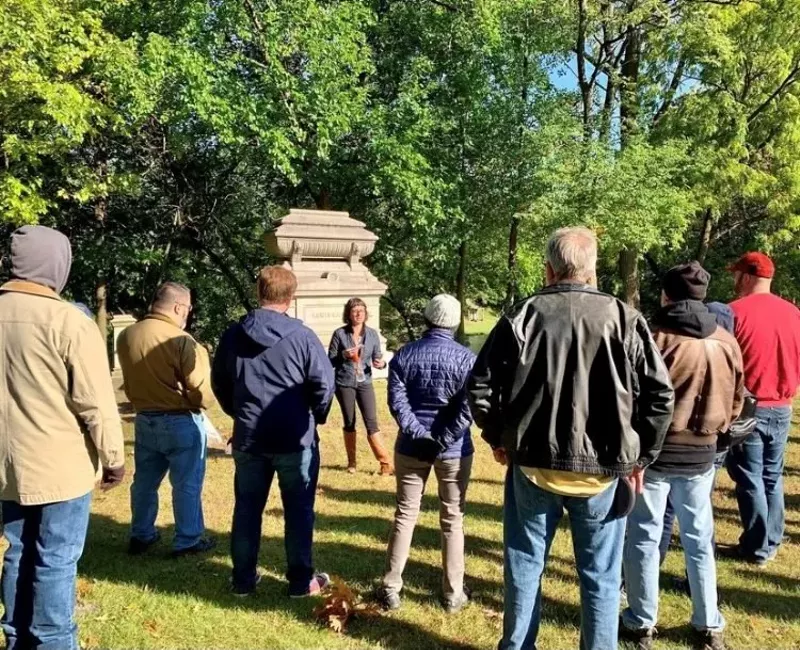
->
xmin=212 ymin=266 xmax=335 ymax=598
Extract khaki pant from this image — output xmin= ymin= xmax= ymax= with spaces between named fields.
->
xmin=381 ymin=452 xmax=473 ymax=601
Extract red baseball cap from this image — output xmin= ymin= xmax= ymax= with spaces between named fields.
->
xmin=727 ymin=252 xmax=775 ymax=279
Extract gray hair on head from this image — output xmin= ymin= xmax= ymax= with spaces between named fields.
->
xmin=546 ymin=227 xmax=598 ymax=282
xmin=151 ymin=281 xmax=191 ymax=312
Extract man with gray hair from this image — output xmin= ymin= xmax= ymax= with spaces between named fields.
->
xmin=469 ymin=227 xmax=674 ymax=650
xmin=117 ymin=281 xmax=216 ymax=557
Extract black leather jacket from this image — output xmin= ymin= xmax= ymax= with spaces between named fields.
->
xmin=468 ymin=283 xmax=674 ymax=476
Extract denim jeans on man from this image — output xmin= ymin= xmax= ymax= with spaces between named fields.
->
xmin=726 ymin=405 xmax=792 ymax=561
xmin=659 ymin=450 xmax=728 ymax=563
xmin=231 ymin=446 xmax=320 ymax=595
xmin=500 ymin=465 xmax=624 ymax=650
xmin=130 ymin=412 xmax=207 ymax=551
xmin=623 ymin=468 xmax=724 ymax=634
xmin=1 ymin=493 xmax=92 ymax=650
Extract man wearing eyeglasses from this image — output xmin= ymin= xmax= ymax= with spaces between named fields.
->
xmin=117 ymin=281 xmax=216 ymax=557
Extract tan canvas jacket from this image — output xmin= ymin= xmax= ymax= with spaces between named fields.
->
xmin=117 ymin=313 xmax=214 ymax=413
xmin=0 ymin=280 xmax=125 ymax=505
xmin=653 ymin=325 xmax=745 ymax=446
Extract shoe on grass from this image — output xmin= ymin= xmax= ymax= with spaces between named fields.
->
xmin=289 ymin=572 xmax=331 ymax=598
xmin=376 ymin=586 xmax=401 ymax=611
xmin=128 ymin=532 xmax=161 ymax=556
xmin=717 ymin=544 xmax=770 ymax=567
xmin=443 ymin=589 xmax=469 ymax=614
xmin=694 ymin=630 xmax=727 ymax=650
xmin=231 ymin=573 xmax=262 ymax=597
xmin=171 ymin=537 xmax=216 ymax=559
xmin=620 ymin=624 xmax=655 ymax=650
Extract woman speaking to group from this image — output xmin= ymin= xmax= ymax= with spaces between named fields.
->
xmin=328 ymin=298 xmax=392 ymax=475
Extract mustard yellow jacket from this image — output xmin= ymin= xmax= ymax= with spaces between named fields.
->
xmin=117 ymin=313 xmax=215 ymax=413
xmin=0 ymin=280 xmax=125 ymax=505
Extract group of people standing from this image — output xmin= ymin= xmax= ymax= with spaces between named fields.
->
xmin=0 ymin=224 xmax=797 ymax=650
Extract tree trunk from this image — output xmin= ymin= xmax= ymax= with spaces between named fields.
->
xmin=94 ymin=192 xmax=109 ymax=342
xmin=576 ymin=0 xmax=593 ymax=139
xmin=95 ymin=279 xmax=108 ymax=342
xmin=316 ymin=188 xmax=332 ymax=210
xmin=383 ymin=292 xmax=417 ymax=342
xmin=505 ymin=216 xmax=519 ymax=308
xmin=456 ymin=240 xmax=467 ymax=344
xmin=696 ymin=208 xmax=715 ymax=265
xmin=618 ymin=247 xmax=640 ymax=309
xmin=618 ymin=27 xmax=642 ymax=307
xmin=619 ymin=28 xmax=641 ymax=144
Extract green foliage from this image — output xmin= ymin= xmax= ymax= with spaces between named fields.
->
xmin=1 ymin=0 xmax=799 ymax=344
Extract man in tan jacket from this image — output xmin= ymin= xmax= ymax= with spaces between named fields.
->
xmin=0 ymin=225 xmax=125 ymax=650
xmin=117 ymin=282 xmax=215 ymax=557
xmin=622 ymin=261 xmax=743 ymax=650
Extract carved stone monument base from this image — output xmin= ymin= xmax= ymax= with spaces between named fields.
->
xmin=265 ymin=209 xmax=392 ymax=376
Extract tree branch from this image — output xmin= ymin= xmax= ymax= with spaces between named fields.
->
xmin=653 ymin=56 xmax=685 ymax=125
xmin=748 ymin=61 xmax=800 ymax=123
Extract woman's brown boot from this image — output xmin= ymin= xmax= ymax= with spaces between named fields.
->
xmin=367 ymin=432 xmax=394 ymax=476
xmin=343 ymin=430 xmax=358 ymax=473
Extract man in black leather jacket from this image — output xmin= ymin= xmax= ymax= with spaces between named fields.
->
xmin=468 ymin=226 xmax=674 ymax=650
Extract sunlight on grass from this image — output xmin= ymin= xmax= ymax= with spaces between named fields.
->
xmin=67 ymin=385 xmax=800 ymax=649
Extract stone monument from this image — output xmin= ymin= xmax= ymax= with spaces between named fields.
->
xmin=265 ymin=209 xmax=391 ymax=371
xmin=110 ymin=313 xmax=137 ymax=375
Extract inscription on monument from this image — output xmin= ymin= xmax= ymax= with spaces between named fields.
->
xmin=303 ymin=307 xmax=342 ymax=323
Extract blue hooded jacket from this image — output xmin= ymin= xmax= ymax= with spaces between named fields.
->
xmin=212 ymin=308 xmax=335 ymax=454
xmin=388 ymin=328 xmax=476 ymax=460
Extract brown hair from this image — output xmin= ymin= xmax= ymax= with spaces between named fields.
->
xmin=342 ymin=297 xmax=368 ymax=325
xmin=257 ymin=266 xmax=297 ymax=304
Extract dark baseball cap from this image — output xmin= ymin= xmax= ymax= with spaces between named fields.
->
xmin=728 ymin=252 xmax=775 ymax=279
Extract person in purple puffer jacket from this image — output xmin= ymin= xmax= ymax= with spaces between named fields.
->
xmin=377 ymin=294 xmax=476 ymax=614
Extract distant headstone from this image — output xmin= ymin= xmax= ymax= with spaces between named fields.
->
xmin=265 ymin=209 xmax=392 ymax=376
xmin=110 ymin=313 xmax=137 ymax=374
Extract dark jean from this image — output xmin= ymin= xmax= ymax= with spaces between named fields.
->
xmin=500 ymin=465 xmax=625 ymax=650
xmin=130 ymin=412 xmax=207 ymax=551
xmin=1 ymin=493 xmax=92 ymax=650
xmin=726 ymin=405 xmax=793 ymax=561
xmin=231 ymin=446 xmax=320 ymax=595
xmin=335 ymin=383 xmax=380 ymax=435
xmin=659 ymin=450 xmax=727 ymax=563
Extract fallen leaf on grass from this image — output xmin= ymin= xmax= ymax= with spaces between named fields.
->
xmin=76 ymin=578 xmax=94 ymax=603
xmin=143 ymin=619 xmax=160 ymax=638
xmin=481 ymin=607 xmax=501 ymax=621
xmin=313 ymin=577 xmax=381 ymax=634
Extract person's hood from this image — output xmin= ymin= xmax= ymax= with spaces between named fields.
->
xmin=653 ymin=300 xmax=718 ymax=339
xmin=241 ymin=307 xmax=306 ymax=348
xmin=706 ymin=301 xmax=734 ymax=334
xmin=10 ymin=225 xmax=72 ymax=293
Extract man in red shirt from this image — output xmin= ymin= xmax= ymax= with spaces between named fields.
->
xmin=725 ymin=252 xmax=800 ymax=565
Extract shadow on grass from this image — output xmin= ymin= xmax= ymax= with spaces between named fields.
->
xmin=81 ymin=515 xmax=485 ymax=649
xmin=320 ymin=485 xmax=504 ymax=523
xmin=80 ymin=514 xmax=583 ymax=649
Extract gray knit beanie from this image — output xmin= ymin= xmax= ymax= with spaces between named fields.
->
xmin=424 ymin=294 xmax=461 ymax=329
xmin=10 ymin=225 xmax=73 ymax=293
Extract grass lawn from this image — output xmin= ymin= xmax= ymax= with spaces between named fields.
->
xmin=54 ymin=384 xmax=800 ymax=649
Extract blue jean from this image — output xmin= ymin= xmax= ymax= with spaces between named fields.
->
xmin=659 ymin=450 xmax=727 ymax=563
xmin=231 ymin=446 xmax=320 ymax=596
xmin=726 ymin=405 xmax=792 ymax=561
xmin=130 ymin=412 xmax=207 ymax=551
xmin=623 ymin=468 xmax=724 ymax=632
xmin=1 ymin=493 xmax=92 ymax=650
xmin=500 ymin=465 xmax=624 ymax=650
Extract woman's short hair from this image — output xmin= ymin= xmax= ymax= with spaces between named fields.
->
xmin=257 ymin=265 xmax=297 ymax=304
xmin=342 ymin=297 xmax=368 ymax=324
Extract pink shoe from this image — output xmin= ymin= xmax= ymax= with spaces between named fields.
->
xmin=289 ymin=572 xmax=331 ymax=598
